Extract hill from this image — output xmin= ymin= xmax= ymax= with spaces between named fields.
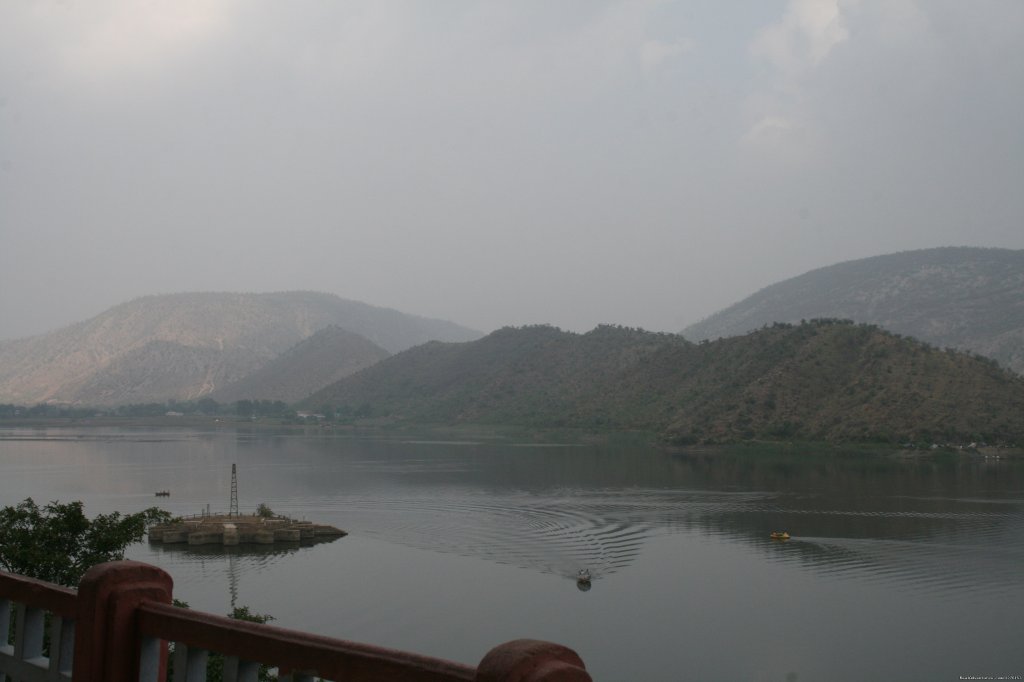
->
xmin=211 ymin=326 xmax=390 ymax=403
xmin=305 ymin=321 xmax=1024 ymax=445
xmin=681 ymin=247 xmax=1024 ymax=374
xmin=63 ymin=341 xmax=251 ymax=405
xmin=307 ymin=324 xmax=690 ymax=425
xmin=0 ymin=291 xmax=478 ymax=405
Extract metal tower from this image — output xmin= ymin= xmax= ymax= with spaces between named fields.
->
xmin=229 ymin=463 xmax=239 ymax=517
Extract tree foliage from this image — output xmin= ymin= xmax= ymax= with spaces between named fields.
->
xmin=0 ymin=498 xmax=170 ymax=586
xmin=303 ymin=321 xmax=1024 ymax=445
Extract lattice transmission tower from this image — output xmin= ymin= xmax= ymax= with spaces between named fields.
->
xmin=229 ymin=463 xmax=239 ymax=517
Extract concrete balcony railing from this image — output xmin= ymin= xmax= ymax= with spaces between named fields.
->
xmin=1 ymin=561 xmax=592 ymax=682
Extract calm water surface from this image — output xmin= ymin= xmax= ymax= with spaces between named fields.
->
xmin=1 ymin=427 xmax=1022 ymax=681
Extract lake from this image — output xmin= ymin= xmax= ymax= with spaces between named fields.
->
xmin=1 ymin=426 xmax=1022 ymax=681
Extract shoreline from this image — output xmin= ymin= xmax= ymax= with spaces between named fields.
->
xmin=1 ymin=417 xmax=1021 ymax=457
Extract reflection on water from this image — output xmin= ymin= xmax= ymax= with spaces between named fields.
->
xmin=147 ymin=538 xmax=337 ymax=562
xmin=1 ymin=427 xmax=1022 ymax=681
xmin=2 ymin=427 xmax=1022 ymax=591
xmin=147 ymin=541 xmax=334 ymax=610
xmin=330 ymin=483 xmax=1024 ymax=594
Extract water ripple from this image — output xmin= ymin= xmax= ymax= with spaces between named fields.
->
xmin=245 ymin=486 xmax=1024 ymax=595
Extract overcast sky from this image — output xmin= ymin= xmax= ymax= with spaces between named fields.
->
xmin=1 ymin=0 xmax=1022 ymax=340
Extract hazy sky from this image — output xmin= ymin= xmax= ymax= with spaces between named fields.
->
xmin=1 ymin=1 xmax=1022 ymax=340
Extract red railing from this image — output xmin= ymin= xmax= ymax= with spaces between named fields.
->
xmin=1 ymin=561 xmax=591 ymax=682
xmin=0 ymin=571 xmax=77 ymax=681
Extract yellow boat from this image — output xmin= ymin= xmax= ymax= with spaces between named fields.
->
xmin=769 ymin=531 xmax=790 ymax=540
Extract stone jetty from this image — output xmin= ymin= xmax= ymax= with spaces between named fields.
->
xmin=147 ymin=514 xmax=346 ymax=547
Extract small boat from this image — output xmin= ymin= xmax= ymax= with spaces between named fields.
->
xmin=769 ymin=531 xmax=790 ymax=540
xmin=155 ymin=491 xmax=170 ymax=497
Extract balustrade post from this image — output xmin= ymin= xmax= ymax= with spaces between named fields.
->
xmin=73 ymin=561 xmax=173 ymax=682
xmin=476 ymin=639 xmax=591 ymax=682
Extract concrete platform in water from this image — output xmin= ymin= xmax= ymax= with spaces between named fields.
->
xmin=147 ymin=514 xmax=346 ymax=547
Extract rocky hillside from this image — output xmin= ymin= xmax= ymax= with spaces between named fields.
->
xmin=0 ymin=292 xmax=478 ymax=405
xmin=682 ymin=247 xmax=1024 ymax=374
xmin=211 ymin=326 xmax=390 ymax=403
xmin=65 ymin=341 xmax=251 ymax=405
xmin=306 ymin=321 xmax=1024 ymax=445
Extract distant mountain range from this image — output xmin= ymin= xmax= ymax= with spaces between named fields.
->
xmin=305 ymin=322 xmax=1024 ymax=445
xmin=0 ymin=292 xmax=479 ymax=405
xmin=682 ymin=247 xmax=1024 ymax=374
xmin=211 ymin=326 xmax=390 ymax=404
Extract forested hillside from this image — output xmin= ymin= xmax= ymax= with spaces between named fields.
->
xmin=307 ymin=321 xmax=1024 ymax=445
xmin=682 ymin=247 xmax=1024 ymax=374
